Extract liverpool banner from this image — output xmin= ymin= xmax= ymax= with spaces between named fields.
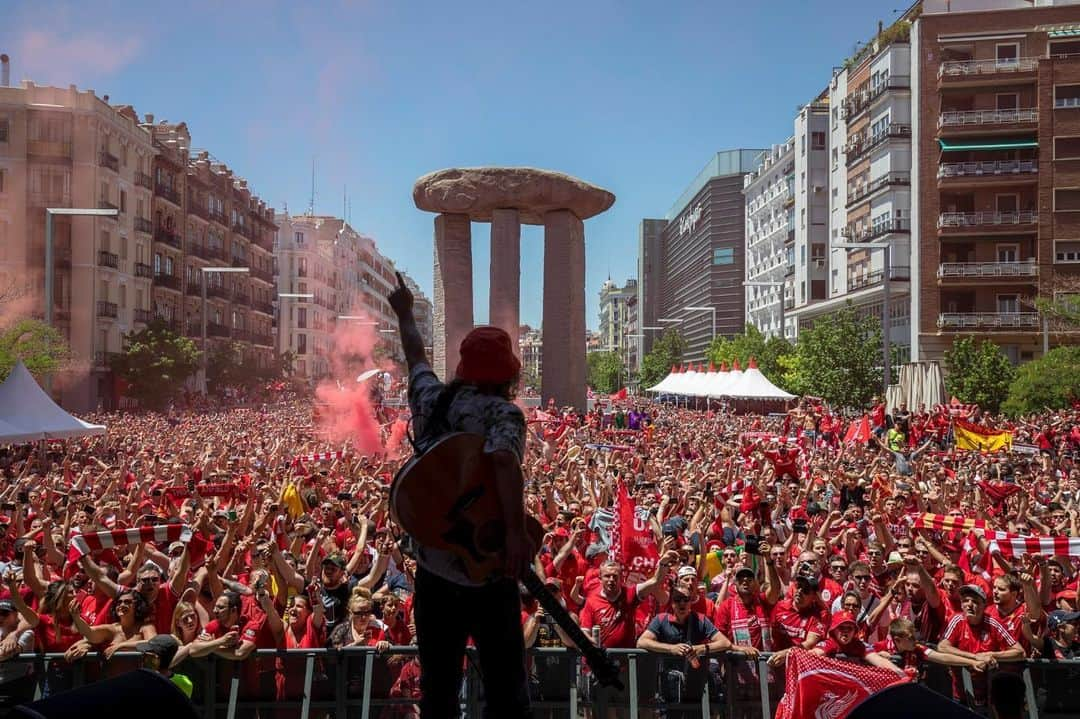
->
xmin=610 ymin=480 xmax=659 ymax=585
xmin=953 ymin=420 xmax=1012 ymax=453
xmin=775 ymin=649 xmax=908 ymax=719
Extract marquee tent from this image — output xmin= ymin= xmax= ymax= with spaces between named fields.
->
xmin=0 ymin=361 xmax=106 ymax=443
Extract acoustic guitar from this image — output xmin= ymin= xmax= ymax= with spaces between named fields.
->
xmin=391 ymin=432 xmax=623 ymax=690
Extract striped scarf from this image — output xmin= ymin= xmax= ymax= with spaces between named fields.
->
xmin=988 ymin=535 xmax=1080 ymax=558
xmin=271 ymin=515 xmax=289 ymax=550
xmin=912 ymin=513 xmax=989 ymax=532
xmin=65 ymin=524 xmax=192 ymax=577
xmin=714 ymin=479 xmax=753 ymax=507
xmin=294 ymin=450 xmax=345 ymax=464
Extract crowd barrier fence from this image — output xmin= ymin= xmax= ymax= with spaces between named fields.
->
xmin=4 ymin=647 xmax=1079 ymax=718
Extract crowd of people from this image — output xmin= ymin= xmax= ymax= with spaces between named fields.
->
xmin=0 ymin=391 xmax=1078 ymax=716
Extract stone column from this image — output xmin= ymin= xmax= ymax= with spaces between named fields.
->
xmin=432 ymin=213 xmax=473 ymax=380
xmin=489 ymin=208 xmax=521 ymax=355
xmin=542 ymin=210 xmax=586 ymax=410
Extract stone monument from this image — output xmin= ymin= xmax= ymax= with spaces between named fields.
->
xmin=413 ymin=167 xmax=615 ymax=410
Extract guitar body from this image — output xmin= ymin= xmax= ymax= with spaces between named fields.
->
xmin=391 ymin=431 xmax=624 ymax=690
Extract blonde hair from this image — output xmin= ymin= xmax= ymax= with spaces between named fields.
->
xmin=347 ymin=594 xmax=373 ymax=615
xmin=171 ymin=601 xmax=201 ymax=638
xmin=350 ymin=585 xmax=372 ymax=601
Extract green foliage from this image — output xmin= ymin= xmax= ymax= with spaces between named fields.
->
xmin=111 ymin=320 xmax=200 ymax=409
xmin=639 ymin=329 xmax=687 ymax=389
xmin=942 ymin=336 xmax=1015 ymax=413
xmin=782 ymin=306 xmax=884 ymax=408
xmin=1035 ymin=294 xmax=1080 ymax=326
xmin=705 ymin=324 xmax=794 ymax=391
xmin=207 ymin=341 xmax=248 ymax=394
xmin=1002 ymin=346 xmax=1080 ymax=417
xmin=0 ymin=319 xmax=71 ymax=382
xmin=587 ymin=351 xmax=623 ymax=394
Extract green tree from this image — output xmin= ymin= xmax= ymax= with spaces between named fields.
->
xmin=783 ymin=306 xmax=883 ymax=408
xmin=1001 ymin=346 xmax=1080 ymax=417
xmin=207 ymin=341 xmax=248 ymax=394
xmin=0 ymin=319 xmax=71 ymax=382
xmin=942 ymin=336 xmax=1015 ymax=413
xmin=705 ymin=324 xmax=794 ymax=390
xmin=587 ymin=351 xmax=622 ymax=394
xmin=111 ymin=320 xmax=200 ymax=409
xmin=639 ymin=329 xmax=687 ymax=389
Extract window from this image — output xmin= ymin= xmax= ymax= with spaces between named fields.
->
xmin=712 ymin=247 xmax=734 ymax=265
xmin=996 ymin=194 xmax=1018 ymax=213
xmin=0 ymin=118 xmax=7 ymax=143
xmin=811 ymin=131 xmax=826 ymax=150
xmin=1055 ymin=85 xmax=1080 ymax=109
xmin=996 ymin=43 xmax=1019 ymax=65
xmin=164 ymin=256 xmax=173 ymax=275
xmin=100 ymin=230 xmax=110 ymax=252
xmin=996 ymin=244 xmax=1018 ymax=263
xmin=154 ymin=253 xmax=161 ymax=275
xmin=1055 ymin=188 xmax=1080 ymax=212
xmin=0 ymin=168 xmax=5 ymax=193
xmin=997 ymin=294 xmax=1019 ymax=313
xmin=1050 ymin=39 xmax=1080 ymax=58
xmin=296 ymin=334 xmax=307 ymax=355
xmin=1055 ymin=136 xmax=1080 ymax=159
xmin=297 ymin=307 xmax=307 ymax=329
xmin=119 ymin=285 xmax=126 ymax=309
xmin=996 ymin=93 xmax=1019 ymax=110
xmin=1056 ymin=240 xmax=1080 ymax=262
xmin=119 ymin=189 xmax=127 ymax=214
xmin=295 ymin=231 xmax=305 ymax=245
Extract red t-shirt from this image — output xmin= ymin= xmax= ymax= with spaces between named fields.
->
xmin=985 ymin=602 xmax=1027 ymax=644
xmin=714 ymin=592 xmax=773 ymax=649
xmin=34 ymin=613 xmax=82 ymax=653
xmin=142 ymin=583 xmax=180 ymax=636
xmin=580 ymin=585 xmax=641 ymax=649
xmin=941 ymin=613 xmax=1016 ymax=655
xmin=770 ymin=599 xmax=826 ymax=650
xmin=542 ymin=551 xmax=589 ymax=590
xmin=817 ymin=637 xmax=867 ymax=658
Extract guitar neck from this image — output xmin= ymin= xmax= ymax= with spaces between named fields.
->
xmin=521 ymin=568 xmax=621 ymax=688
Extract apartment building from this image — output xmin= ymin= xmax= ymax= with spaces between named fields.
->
xmin=598 ymin=277 xmax=638 ymax=359
xmin=519 ymin=325 xmax=543 ymax=385
xmin=912 ymin=0 xmax=1080 ymax=363
xmin=274 ymin=213 xmax=416 ymax=379
xmin=0 ymin=80 xmax=157 ymax=411
xmin=145 ymin=119 xmax=277 ymax=390
xmin=744 ymin=139 xmax=795 ymax=339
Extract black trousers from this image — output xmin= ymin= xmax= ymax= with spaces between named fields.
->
xmin=414 ymin=566 xmax=531 ymax=718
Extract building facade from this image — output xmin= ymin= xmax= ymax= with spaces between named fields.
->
xmin=744 ymin=139 xmax=796 ymax=339
xmin=636 ymin=218 xmax=667 ymax=363
xmin=519 ymin=325 xmax=543 ymax=388
xmin=598 ymin=277 xmax=638 ymax=357
xmin=912 ymin=0 xmax=1080 ymax=363
xmin=0 ymin=81 xmax=157 ymax=411
xmin=647 ymin=150 xmax=763 ymax=363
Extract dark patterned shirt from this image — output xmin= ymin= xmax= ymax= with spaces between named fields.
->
xmin=407 ymin=362 xmax=526 ymax=585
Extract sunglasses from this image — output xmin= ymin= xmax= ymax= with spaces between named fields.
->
xmin=116 ymin=599 xmax=134 ymax=606
xmin=853 ymin=575 xmax=871 ymax=582
xmin=830 ymin=565 xmax=847 ymax=571
xmin=671 ymin=597 xmax=691 ymax=604
xmin=138 ymin=577 xmax=161 ymax=584
xmin=352 ymin=610 xmax=371 ymax=617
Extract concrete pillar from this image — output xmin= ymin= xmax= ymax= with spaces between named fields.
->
xmin=432 ymin=213 xmax=473 ymax=380
xmin=489 ymin=209 xmax=520 ymax=356
xmin=542 ymin=210 xmax=586 ymax=410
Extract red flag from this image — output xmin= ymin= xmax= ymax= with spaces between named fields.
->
xmin=609 ymin=387 xmax=628 ymax=401
xmin=611 ymin=480 xmax=659 ymax=585
xmin=842 ymin=415 xmax=871 ymax=445
xmin=775 ymin=649 xmax=909 ymax=719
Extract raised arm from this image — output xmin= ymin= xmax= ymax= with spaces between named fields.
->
xmin=389 ymin=273 xmax=427 ymax=372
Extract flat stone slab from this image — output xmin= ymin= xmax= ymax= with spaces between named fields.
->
xmin=413 ymin=167 xmax=615 ymax=224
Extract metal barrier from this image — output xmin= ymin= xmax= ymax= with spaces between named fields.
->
xmin=4 ymin=648 xmax=1079 ymax=718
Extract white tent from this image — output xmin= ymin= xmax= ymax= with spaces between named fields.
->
xmin=686 ymin=365 xmax=719 ymax=396
xmin=646 ymin=365 xmax=681 ymax=394
xmin=0 ymin=361 xmax=106 ymax=443
xmin=671 ymin=365 xmax=700 ymax=395
xmin=723 ymin=359 xmax=796 ymax=400
xmin=703 ymin=364 xmax=732 ymax=397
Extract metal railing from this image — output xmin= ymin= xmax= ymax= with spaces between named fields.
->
xmin=937 ymin=261 xmax=1038 ymax=279
xmin=938 ymin=311 xmax=1040 ymax=329
xmin=848 ymin=265 xmax=911 ymax=292
xmin=97 ymin=250 xmax=118 ymax=269
xmin=250 ymin=332 xmax=275 ymax=346
xmin=98 ymin=150 xmax=119 ymax=172
xmin=938 ymin=56 xmax=1039 ymax=78
xmin=96 ymin=300 xmax=118 ymax=319
xmin=133 ymin=308 xmax=153 ymax=324
xmin=846 ymin=171 xmax=910 ymax=208
xmin=5 ymin=648 xmax=1072 ymax=719
xmin=842 ymin=76 xmax=910 ymax=120
xmin=938 ymin=210 xmax=1038 ymax=228
xmin=134 ymin=216 xmax=154 ymax=234
xmin=939 ymin=107 xmax=1038 ymax=127
xmin=841 ymin=217 xmax=911 ymax=243
xmin=845 ymin=123 xmax=911 ymax=165
xmin=155 ymin=182 xmax=181 ymax=205
xmin=938 ymin=160 xmax=1038 ymax=178
xmin=250 ymin=266 xmax=275 ymax=284
xmin=135 ymin=171 xmax=153 ymax=190
xmin=154 ymin=273 xmax=182 ymax=292
xmin=154 ymin=227 xmax=182 ymax=249
xmin=207 ymin=321 xmax=231 ymax=338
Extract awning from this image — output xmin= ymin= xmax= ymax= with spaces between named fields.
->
xmin=939 ymin=138 xmax=1038 ymax=152
xmin=1047 ymin=24 xmax=1080 ymax=38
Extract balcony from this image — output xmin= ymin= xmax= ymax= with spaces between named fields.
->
xmin=251 ymin=300 xmax=274 ymax=316
xmin=134 ymin=216 xmax=153 ymax=234
xmin=187 ymin=281 xmax=202 ymax=296
xmin=938 ymin=160 xmax=1037 ymax=183
xmin=96 ymin=300 xmax=118 ymax=319
xmin=208 ymin=208 xmax=227 ymax=225
xmin=188 ymin=201 xmax=209 ymax=221
xmin=97 ymin=250 xmax=118 ymax=269
xmin=842 ymin=76 xmax=910 ymax=122
xmin=251 ymin=333 xmax=275 ymax=347
xmin=231 ymin=329 xmax=250 ymax=343
xmin=938 ymin=108 xmax=1037 ymax=133
xmin=98 ymin=199 xmax=119 ymax=212
xmin=938 ymin=211 xmax=1038 ymax=232
xmin=845 ymin=124 xmax=911 ymax=166
xmin=133 ymin=308 xmax=153 ymax=324
xmin=845 ymin=172 xmax=910 ymax=209
xmin=27 ymin=139 xmax=72 ymax=159
xmin=206 ymin=285 xmax=231 ymax=301
xmin=938 ymin=57 xmax=1038 ymax=86
xmin=937 ymin=261 xmax=1037 ymax=280
xmin=93 ymin=351 xmax=120 ymax=368
xmin=152 ymin=315 xmax=182 ymax=333
xmin=98 ymin=151 xmax=119 ymax=172
xmin=29 ymin=191 xmax=71 ymax=208
xmin=154 ymin=273 xmax=182 ymax=292
xmin=134 ymin=262 xmax=153 ymax=279
xmin=841 ymin=218 xmax=911 ymax=243
xmin=233 ymin=290 xmax=250 ymax=306
xmin=250 ymin=266 xmax=274 ymax=284
xmin=848 ymin=266 xmax=912 ymax=292
xmin=154 ymin=227 xmax=182 ymax=250
xmin=937 ymin=312 xmax=1039 ymax=330
xmin=155 ymin=182 xmax=181 ymax=206
xmin=135 ymin=171 xmax=153 ymax=191
xmin=207 ymin=322 xmax=231 ymax=338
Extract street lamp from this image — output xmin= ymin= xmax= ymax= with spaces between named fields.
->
xmin=683 ymin=305 xmax=716 ymax=344
xmin=200 ymin=266 xmax=249 ymax=394
xmin=743 ymin=280 xmax=787 ymax=339
xmin=832 ymin=241 xmax=892 ymax=395
xmin=42 ymin=207 xmax=119 ymax=394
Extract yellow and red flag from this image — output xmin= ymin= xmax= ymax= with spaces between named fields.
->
xmin=953 ymin=419 xmax=1012 ymax=453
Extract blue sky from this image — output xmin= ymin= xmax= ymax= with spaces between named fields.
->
xmin=3 ymin=0 xmax=909 ymax=330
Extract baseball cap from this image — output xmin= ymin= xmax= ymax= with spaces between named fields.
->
xmin=136 ymin=634 xmax=180 ymax=669
xmin=1048 ymin=610 xmax=1080 ymax=631
xmin=959 ymin=584 xmax=987 ymax=602
xmin=321 ymin=553 xmax=347 ymax=569
xmin=0 ymin=599 xmax=13 ymax=613
xmin=829 ymin=611 xmax=858 ymax=632
xmin=734 ymin=567 xmax=756 ymax=580
xmin=886 ymin=551 xmax=904 ymax=566
xmin=677 ymin=565 xmax=697 ymax=579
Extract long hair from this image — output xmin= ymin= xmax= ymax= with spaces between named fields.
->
xmin=41 ymin=581 xmax=72 ymax=615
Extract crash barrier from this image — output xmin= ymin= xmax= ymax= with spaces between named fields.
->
xmin=3 ymin=648 xmax=1078 ymax=718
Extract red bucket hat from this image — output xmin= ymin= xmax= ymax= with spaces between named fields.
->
xmin=455 ymin=326 xmax=521 ymax=385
